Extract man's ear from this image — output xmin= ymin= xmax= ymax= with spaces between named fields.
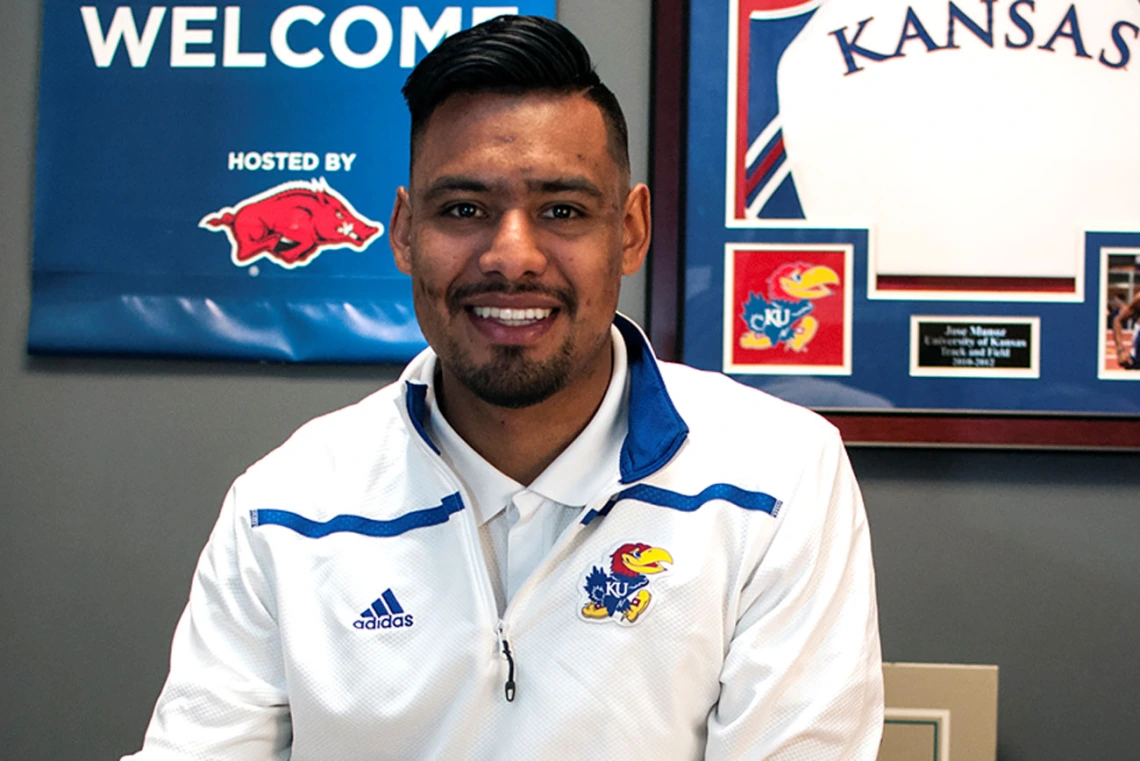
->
xmin=621 ymin=183 xmax=652 ymax=276
xmin=389 ymin=187 xmax=413 ymax=275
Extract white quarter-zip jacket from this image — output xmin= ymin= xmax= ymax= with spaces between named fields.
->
xmin=426 ymin=324 xmax=629 ymax=613
xmin=124 ymin=316 xmax=884 ymax=761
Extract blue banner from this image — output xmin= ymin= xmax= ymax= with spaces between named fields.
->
xmin=30 ymin=1 xmax=555 ymax=361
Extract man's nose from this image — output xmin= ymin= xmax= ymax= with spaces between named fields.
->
xmin=479 ymin=210 xmax=547 ymax=280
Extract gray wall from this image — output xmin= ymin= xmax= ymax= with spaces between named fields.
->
xmin=1 ymin=2 xmax=1137 ymax=759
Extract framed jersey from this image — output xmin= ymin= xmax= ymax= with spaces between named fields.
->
xmin=649 ymin=0 xmax=1140 ymax=448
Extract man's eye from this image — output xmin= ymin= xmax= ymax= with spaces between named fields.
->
xmin=543 ymin=205 xmax=580 ymax=220
xmin=445 ymin=203 xmax=482 ymax=219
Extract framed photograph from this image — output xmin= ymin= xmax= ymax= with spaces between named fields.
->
xmin=649 ymin=0 xmax=1140 ymax=448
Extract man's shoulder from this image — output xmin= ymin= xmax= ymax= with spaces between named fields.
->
xmin=240 ymin=379 xmax=409 ymax=486
xmin=656 ymin=360 xmax=838 ymax=443
xmin=651 ymin=362 xmax=845 ymax=502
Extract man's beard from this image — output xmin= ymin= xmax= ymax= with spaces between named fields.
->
xmin=444 ymin=337 xmax=575 ymax=409
xmin=437 ymin=279 xmax=581 ymax=408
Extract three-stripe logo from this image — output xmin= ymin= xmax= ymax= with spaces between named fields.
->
xmin=353 ymin=588 xmax=414 ymax=630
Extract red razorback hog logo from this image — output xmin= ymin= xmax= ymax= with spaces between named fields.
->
xmin=199 ymin=178 xmax=383 ymax=269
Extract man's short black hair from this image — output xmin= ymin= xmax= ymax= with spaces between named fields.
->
xmin=401 ymin=15 xmax=630 ymax=178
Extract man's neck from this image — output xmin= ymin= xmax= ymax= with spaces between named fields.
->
xmin=435 ymin=339 xmax=615 ymax=486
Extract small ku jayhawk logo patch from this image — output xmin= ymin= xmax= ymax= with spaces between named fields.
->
xmin=580 ymin=543 xmax=673 ymax=625
xmin=723 ymin=245 xmax=852 ymax=375
xmin=739 ymin=262 xmax=840 ymax=353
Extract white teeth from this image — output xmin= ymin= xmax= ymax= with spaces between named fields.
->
xmin=471 ymin=306 xmax=554 ymax=325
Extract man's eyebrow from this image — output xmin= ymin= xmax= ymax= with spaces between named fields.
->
xmin=419 ymin=175 xmax=606 ymax=202
xmin=528 ymin=177 xmax=604 ymax=199
xmin=420 ymin=176 xmax=495 ymax=202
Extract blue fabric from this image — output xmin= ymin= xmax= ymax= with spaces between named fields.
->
xmin=251 ymin=493 xmax=464 ymax=538
xmin=400 ymin=316 xmax=692 ymax=480
xmin=614 ymin=315 xmax=690 ymax=483
xmin=405 ymin=381 xmax=440 ymax=454
xmin=29 ymin=1 xmax=554 ymax=362
xmin=381 ymin=589 xmax=405 ymax=615
xmin=27 ymin=272 xmax=426 ymax=362
xmin=582 ymin=483 xmax=780 ymax=525
xmin=580 ymin=494 xmax=621 ymax=526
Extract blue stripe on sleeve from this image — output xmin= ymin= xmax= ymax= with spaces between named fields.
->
xmin=250 ymin=492 xmax=464 ymax=538
xmin=581 ymin=483 xmax=780 ymax=525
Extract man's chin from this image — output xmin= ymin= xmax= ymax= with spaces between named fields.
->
xmin=470 ymin=384 xmax=564 ymax=410
xmin=451 ymin=346 xmax=573 ymax=409
xmin=461 ymin=368 xmax=570 ymax=410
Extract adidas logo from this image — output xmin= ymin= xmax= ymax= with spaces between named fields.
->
xmin=353 ymin=589 xmax=414 ymax=630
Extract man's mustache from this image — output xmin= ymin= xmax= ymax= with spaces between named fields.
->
xmin=448 ymin=280 xmax=578 ymax=318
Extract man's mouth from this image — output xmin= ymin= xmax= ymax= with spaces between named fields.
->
xmin=469 ymin=306 xmax=556 ymax=327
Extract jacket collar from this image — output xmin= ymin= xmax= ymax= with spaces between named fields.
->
xmin=401 ymin=313 xmax=689 ymax=484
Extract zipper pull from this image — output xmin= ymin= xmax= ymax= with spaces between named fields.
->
xmin=501 ymin=638 xmax=516 ymax=702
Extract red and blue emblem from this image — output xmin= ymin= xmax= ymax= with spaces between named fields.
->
xmin=739 ymin=260 xmax=840 ymax=352
xmin=580 ymin=543 xmax=673 ymax=626
xmin=724 ymin=244 xmax=853 ymax=375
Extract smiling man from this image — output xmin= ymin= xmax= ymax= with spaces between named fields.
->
xmin=388 ymin=78 xmax=648 ymax=484
xmin=124 ymin=15 xmax=883 ymax=761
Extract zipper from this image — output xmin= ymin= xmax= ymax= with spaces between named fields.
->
xmin=399 ymin=390 xmax=635 ymax=706
xmin=489 ymin=483 xmax=626 ymax=704
xmin=400 ymin=397 xmax=510 ymax=696
xmin=414 ymin=445 xmax=500 ymax=631
xmin=499 ymin=625 xmax=516 ymax=702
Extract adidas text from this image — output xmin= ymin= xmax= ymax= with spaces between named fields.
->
xmin=354 ymin=614 xmax=414 ymax=630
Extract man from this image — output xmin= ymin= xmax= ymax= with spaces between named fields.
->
xmin=124 ymin=16 xmax=883 ymax=761
xmin=1112 ymin=290 xmax=1139 ymax=369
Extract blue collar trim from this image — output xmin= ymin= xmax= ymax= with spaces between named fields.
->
xmin=404 ymin=381 xmax=440 ymax=454
xmin=614 ymin=315 xmax=689 ymax=483
xmin=399 ymin=316 xmax=689 ymax=480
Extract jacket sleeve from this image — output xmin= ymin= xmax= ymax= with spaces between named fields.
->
xmin=705 ymin=428 xmax=884 ymax=760
xmin=122 ymin=480 xmax=291 ymax=761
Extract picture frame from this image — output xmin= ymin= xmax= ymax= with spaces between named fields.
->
xmin=648 ymin=0 xmax=1140 ymax=448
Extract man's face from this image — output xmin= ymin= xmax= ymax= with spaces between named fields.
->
xmin=389 ymin=92 xmax=650 ymax=409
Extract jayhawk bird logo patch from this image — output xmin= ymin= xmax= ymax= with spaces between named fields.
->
xmin=740 ymin=261 xmax=840 ymax=353
xmin=579 ymin=543 xmax=673 ymax=626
